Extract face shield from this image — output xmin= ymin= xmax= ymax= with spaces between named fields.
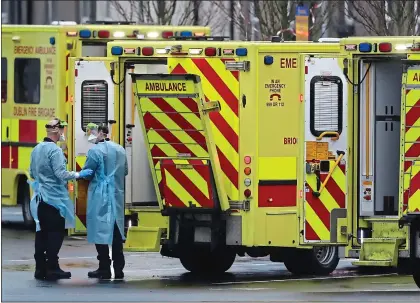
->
xmin=86 ymin=123 xmax=99 ymax=143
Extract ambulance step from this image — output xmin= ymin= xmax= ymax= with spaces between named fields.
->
xmin=352 ymin=238 xmax=405 ymax=267
xmin=352 ymin=260 xmax=392 ymax=267
xmin=124 ymin=226 xmax=163 ymax=252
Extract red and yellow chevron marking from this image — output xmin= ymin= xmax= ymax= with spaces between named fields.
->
xmin=74 ymin=155 xmax=87 ymax=228
xmin=160 ymin=159 xmax=215 ymax=208
xmin=403 ymin=88 xmax=420 ymax=213
xmin=141 ymin=96 xmax=215 ymax=208
xmin=304 ymin=161 xmax=346 ymax=241
xmin=169 ymin=58 xmax=239 ymax=201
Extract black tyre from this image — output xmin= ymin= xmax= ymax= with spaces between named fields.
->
xmin=180 ymin=246 xmax=236 ymax=275
xmin=414 ymin=271 xmax=420 ymax=288
xmin=284 ymin=246 xmax=339 ymax=276
xmin=19 ymin=179 xmax=34 ymax=228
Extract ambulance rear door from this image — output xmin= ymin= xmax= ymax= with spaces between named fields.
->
xmin=301 ymin=54 xmax=349 ymax=245
xmin=123 ymin=60 xmax=167 ymax=209
xmin=70 ymin=57 xmax=116 ymax=233
xmin=400 ymin=54 xmax=420 ymax=216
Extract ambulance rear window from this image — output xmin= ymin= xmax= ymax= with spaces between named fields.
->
xmin=14 ymin=58 xmax=41 ymax=104
xmin=81 ymin=80 xmax=108 ymax=131
xmin=310 ymin=76 xmax=343 ymax=136
xmin=1 ymin=57 xmax=6 ymax=103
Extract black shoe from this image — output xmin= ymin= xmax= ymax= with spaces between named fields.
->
xmin=45 ymin=264 xmax=71 ymax=280
xmin=114 ymin=270 xmax=124 ymax=279
xmin=34 ymin=268 xmax=46 ymax=280
xmin=88 ymin=268 xmax=111 ymax=279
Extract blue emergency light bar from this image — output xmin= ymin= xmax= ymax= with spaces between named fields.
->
xmin=236 ymin=48 xmax=247 ymax=56
xmin=111 ymin=46 xmax=123 ymax=56
xmin=79 ymin=29 xmax=92 ymax=39
xmin=180 ymin=31 xmax=193 ymax=37
xmin=359 ymin=43 xmax=372 ymax=53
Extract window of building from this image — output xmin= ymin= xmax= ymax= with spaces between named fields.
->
xmin=310 ymin=76 xmax=343 ymax=137
xmin=1 ymin=57 xmax=7 ymax=103
xmin=81 ymin=80 xmax=108 ymax=131
xmin=14 ymin=58 xmax=41 ymax=104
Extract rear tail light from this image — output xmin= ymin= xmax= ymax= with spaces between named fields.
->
xmin=244 ymin=167 xmax=251 ymax=175
xmin=244 ymin=189 xmax=251 ymax=198
xmin=244 ymin=156 xmax=251 ymax=164
xmin=244 ymin=178 xmax=251 ymax=187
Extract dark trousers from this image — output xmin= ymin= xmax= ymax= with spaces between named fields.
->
xmin=34 ymin=201 xmax=65 ymax=268
xmin=95 ymin=223 xmax=125 ymax=270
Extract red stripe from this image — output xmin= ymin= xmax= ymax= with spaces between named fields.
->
xmin=305 ymin=184 xmax=331 ymax=230
xmin=162 ymin=184 xmax=186 ymax=208
xmin=305 ymin=221 xmax=320 ymax=240
xmin=216 ymin=147 xmax=238 ymax=188
xmin=338 ymin=163 xmax=346 ymax=174
xmin=151 ymin=145 xmax=166 ymax=166
xmin=163 ymin=160 xmax=213 ymax=208
xmin=405 ymin=99 xmax=420 ymax=131
xmin=11 ymin=146 xmax=18 ymax=169
xmin=65 ymin=86 xmax=69 ymax=102
xmin=66 ymin=53 xmax=70 ymax=71
xmin=205 ymin=96 xmax=239 ymax=152
xmin=220 ymin=58 xmax=239 ymax=80
xmin=406 ymin=89 xmax=411 ymax=95
xmin=409 ymin=171 xmax=420 ymax=198
xmin=179 ymin=98 xmax=200 ymax=118
xmin=148 ymin=98 xmax=207 ymax=148
xmin=76 ymin=162 xmax=82 ymax=171
xmin=19 ymin=120 xmax=37 ymax=143
xmin=405 ymin=161 xmax=412 ymax=172
xmin=1 ymin=146 xmax=10 ymax=168
xmin=405 ymin=137 xmax=420 ymax=158
xmin=192 ymin=58 xmax=239 ymax=116
xmin=320 ymin=174 xmax=345 ymax=208
xmin=143 ymin=112 xmax=197 ymax=157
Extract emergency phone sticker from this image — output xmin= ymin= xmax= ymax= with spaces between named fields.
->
xmin=265 ymin=79 xmax=286 ymax=108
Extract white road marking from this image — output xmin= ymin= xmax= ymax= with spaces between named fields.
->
xmin=212 ymin=273 xmax=397 ymax=285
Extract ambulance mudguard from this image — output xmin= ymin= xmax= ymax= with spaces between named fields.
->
xmin=130 ymin=73 xmax=229 ymax=214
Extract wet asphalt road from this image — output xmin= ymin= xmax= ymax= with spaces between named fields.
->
xmin=2 ymin=207 xmax=420 ymax=302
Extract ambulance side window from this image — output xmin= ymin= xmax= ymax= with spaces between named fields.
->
xmin=81 ymin=80 xmax=108 ymax=131
xmin=309 ymin=76 xmax=343 ymax=137
xmin=1 ymin=57 xmax=7 ymax=103
xmin=14 ymin=58 xmax=41 ymax=104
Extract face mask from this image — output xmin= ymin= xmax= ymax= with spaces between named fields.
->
xmin=59 ymin=134 xmax=66 ymax=142
xmin=88 ymin=134 xmax=98 ymax=143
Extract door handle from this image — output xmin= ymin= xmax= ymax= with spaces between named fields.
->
xmin=6 ymin=126 xmax=9 ymax=138
xmin=316 ymin=131 xmax=340 ymax=141
xmin=126 ymin=124 xmax=135 ymax=129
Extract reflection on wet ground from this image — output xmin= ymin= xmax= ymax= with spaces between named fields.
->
xmin=2 ymin=222 xmax=419 ymax=302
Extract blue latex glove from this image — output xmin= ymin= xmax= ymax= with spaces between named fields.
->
xmin=78 ymin=169 xmax=93 ymax=179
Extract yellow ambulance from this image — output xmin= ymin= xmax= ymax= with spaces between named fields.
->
xmin=104 ymin=36 xmax=420 ymax=277
xmin=101 ymin=39 xmax=346 ymax=275
xmin=0 ymin=23 xmax=211 ymax=228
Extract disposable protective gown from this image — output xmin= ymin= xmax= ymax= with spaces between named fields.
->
xmin=83 ymin=141 xmax=128 ymax=245
xmin=29 ymin=142 xmax=77 ymax=231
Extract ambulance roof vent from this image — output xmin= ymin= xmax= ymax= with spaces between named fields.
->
xmin=51 ymin=20 xmax=78 ymax=25
xmin=318 ymin=38 xmax=340 ymax=43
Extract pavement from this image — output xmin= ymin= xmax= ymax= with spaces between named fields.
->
xmin=2 ymin=206 xmax=420 ymax=302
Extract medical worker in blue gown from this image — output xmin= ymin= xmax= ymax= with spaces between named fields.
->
xmin=83 ymin=124 xmax=128 ymax=279
xmin=29 ymin=118 xmax=93 ymax=281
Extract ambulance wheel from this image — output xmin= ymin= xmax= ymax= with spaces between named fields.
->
xmin=309 ymin=246 xmax=339 ymax=275
xmin=180 ymin=246 xmax=236 ymax=275
xmin=19 ymin=179 xmax=34 ymax=228
xmin=284 ymin=246 xmax=339 ymax=276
